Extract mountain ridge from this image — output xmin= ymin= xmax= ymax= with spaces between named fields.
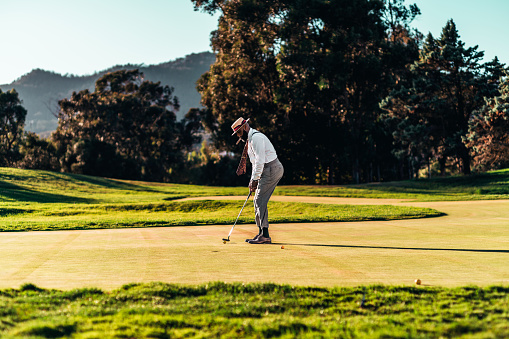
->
xmin=0 ymin=52 xmax=215 ymax=136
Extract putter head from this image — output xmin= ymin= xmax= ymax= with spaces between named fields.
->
xmin=222 ymin=238 xmax=230 ymax=242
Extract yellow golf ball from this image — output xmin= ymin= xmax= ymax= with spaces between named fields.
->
xmin=415 ymin=279 xmax=421 ymax=285
xmin=281 ymin=245 xmax=285 ymax=249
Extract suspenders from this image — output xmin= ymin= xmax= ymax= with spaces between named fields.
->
xmin=249 ymin=131 xmax=260 ymax=141
xmin=248 ymin=131 xmax=260 ymax=154
xmin=248 ymin=131 xmax=260 ymax=147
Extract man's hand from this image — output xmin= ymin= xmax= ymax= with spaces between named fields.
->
xmin=249 ymin=180 xmax=259 ymax=192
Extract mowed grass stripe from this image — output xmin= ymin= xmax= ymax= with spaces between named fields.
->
xmin=0 ymin=200 xmax=443 ymax=231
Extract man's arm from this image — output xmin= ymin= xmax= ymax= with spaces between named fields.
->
xmin=250 ymin=134 xmax=266 ymax=181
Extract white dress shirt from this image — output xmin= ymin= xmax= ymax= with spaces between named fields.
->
xmin=247 ymin=128 xmax=277 ymax=181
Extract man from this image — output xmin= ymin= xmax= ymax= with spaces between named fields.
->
xmin=231 ymin=117 xmax=284 ymax=244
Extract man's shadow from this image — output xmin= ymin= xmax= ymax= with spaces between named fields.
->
xmin=272 ymin=243 xmax=509 ymax=254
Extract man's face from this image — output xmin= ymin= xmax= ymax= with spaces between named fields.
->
xmin=235 ymin=125 xmax=245 ymax=138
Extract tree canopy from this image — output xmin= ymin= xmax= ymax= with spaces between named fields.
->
xmin=0 ymin=89 xmax=27 ymax=166
xmin=380 ymin=19 xmax=501 ymax=176
xmin=52 ymin=70 xmax=198 ymax=181
xmin=194 ymin=0 xmax=422 ymax=184
xmin=467 ymin=72 xmax=509 ymax=170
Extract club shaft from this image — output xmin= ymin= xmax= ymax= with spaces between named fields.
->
xmin=227 ymin=191 xmax=252 ymax=238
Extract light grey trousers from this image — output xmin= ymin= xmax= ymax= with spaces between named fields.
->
xmin=254 ymin=158 xmax=284 ymax=230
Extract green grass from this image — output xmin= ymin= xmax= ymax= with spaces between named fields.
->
xmin=3 ymin=167 xmax=509 ymax=204
xmin=0 ymin=167 xmax=243 ymax=204
xmin=3 ymin=166 xmax=509 ymax=231
xmin=0 ymin=200 xmax=442 ymax=231
xmin=0 ymin=167 xmax=443 ymax=232
xmin=277 ymin=169 xmax=509 ymax=200
xmin=1 ymin=282 xmax=508 ymax=338
xmin=1 ymin=168 xmax=508 ymax=337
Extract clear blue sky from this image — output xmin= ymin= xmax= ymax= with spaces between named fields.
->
xmin=410 ymin=0 xmax=509 ymax=65
xmin=1 ymin=0 xmax=508 ymax=85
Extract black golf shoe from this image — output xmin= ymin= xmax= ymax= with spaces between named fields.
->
xmin=245 ymin=234 xmax=262 ymax=242
xmin=248 ymin=236 xmax=271 ymax=244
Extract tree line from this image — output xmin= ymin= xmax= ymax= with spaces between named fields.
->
xmin=193 ymin=0 xmax=508 ymax=184
xmin=1 ymin=0 xmax=508 ymax=185
xmin=0 ymin=70 xmax=205 ymax=183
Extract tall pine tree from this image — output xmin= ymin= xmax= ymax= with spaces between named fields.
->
xmin=381 ymin=20 xmax=485 ymax=176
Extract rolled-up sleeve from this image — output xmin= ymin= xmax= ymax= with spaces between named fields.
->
xmin=250 ymin=135 xmax=266 ymax=181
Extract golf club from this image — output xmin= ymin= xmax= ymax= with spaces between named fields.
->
xmin=222 ymin=191 xmax=252 ymax=242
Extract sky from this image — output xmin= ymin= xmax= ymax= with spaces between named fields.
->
xmin=1 ymin=0 xmax=508 ymax=85
xmin=410 ymin=0 xmax=509 ymax=65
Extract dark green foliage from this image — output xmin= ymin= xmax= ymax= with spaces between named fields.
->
xmin=1 ymin=282 xmax=508 ymax=338
xmin=467 ymin=71 xmax=509 ymax=170
xmin=0 ymin=88 xmax=27 ymax=166
xmin=17 ymin=131 xmax=59 ymax=170
xmin=51 ymin=70 xmax=202 ymax=182
xmin=194 ymin=0 xmax=422 ymax=184
xmin=191 ymin=153 xmax=246 ymax=186
xmin=381 ymin=20 xmax=502 ymax=177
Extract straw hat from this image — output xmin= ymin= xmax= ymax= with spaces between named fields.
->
xmin=231 ymin=117 xmax=250 ymax=136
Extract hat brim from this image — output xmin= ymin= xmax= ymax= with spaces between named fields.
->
xmin=231 ymin=118 xmax=250 ymax=136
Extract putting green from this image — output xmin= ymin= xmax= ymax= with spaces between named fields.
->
xmin=0 ymin=197 xmax=507 ymax=290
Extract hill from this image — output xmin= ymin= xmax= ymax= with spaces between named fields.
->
xmin=0 ymin=52 xmax=216 ymax=136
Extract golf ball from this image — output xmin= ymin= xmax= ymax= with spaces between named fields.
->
xmin=415 ymin=279 xmax=421 ymax=285
xmin=223 ymin=241 xmax=226 ymax=244
xmin=281 ymin=245 xmax=284 ymax=249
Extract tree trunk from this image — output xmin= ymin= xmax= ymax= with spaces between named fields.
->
xmin=461 ymin=148 xmax=471 ymax=175
xmin=328 ymin=159 xmax=335 ymax=185
xmin=408 ymin=157 xmax=412 ymax=179
xmin=353 ymin=158 xmax=360 ymax=184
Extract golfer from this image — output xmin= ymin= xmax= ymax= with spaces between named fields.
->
xmin=231 ymin=117 xmax=284 ymax=244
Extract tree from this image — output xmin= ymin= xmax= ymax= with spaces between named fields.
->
xmin=193 ymin=0 xmax=421 ymax=184
xmin=0 ymin=89 xmax=27 ymax=166
xmin=381 ymin=20 xmax=486 ymax=176
xmin=52 ymin=70 xmax=196 ymax=181
xmin=17 ymin=132 xmax=59 ymax=171
xmin=467 ymin=72 xmax=509 ymax=170
xmin=382 ymin=0 xmax=420 ymax=43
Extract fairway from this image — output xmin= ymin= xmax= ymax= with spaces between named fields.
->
xmin=0 ymin=197 xmax=507 ymax=290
